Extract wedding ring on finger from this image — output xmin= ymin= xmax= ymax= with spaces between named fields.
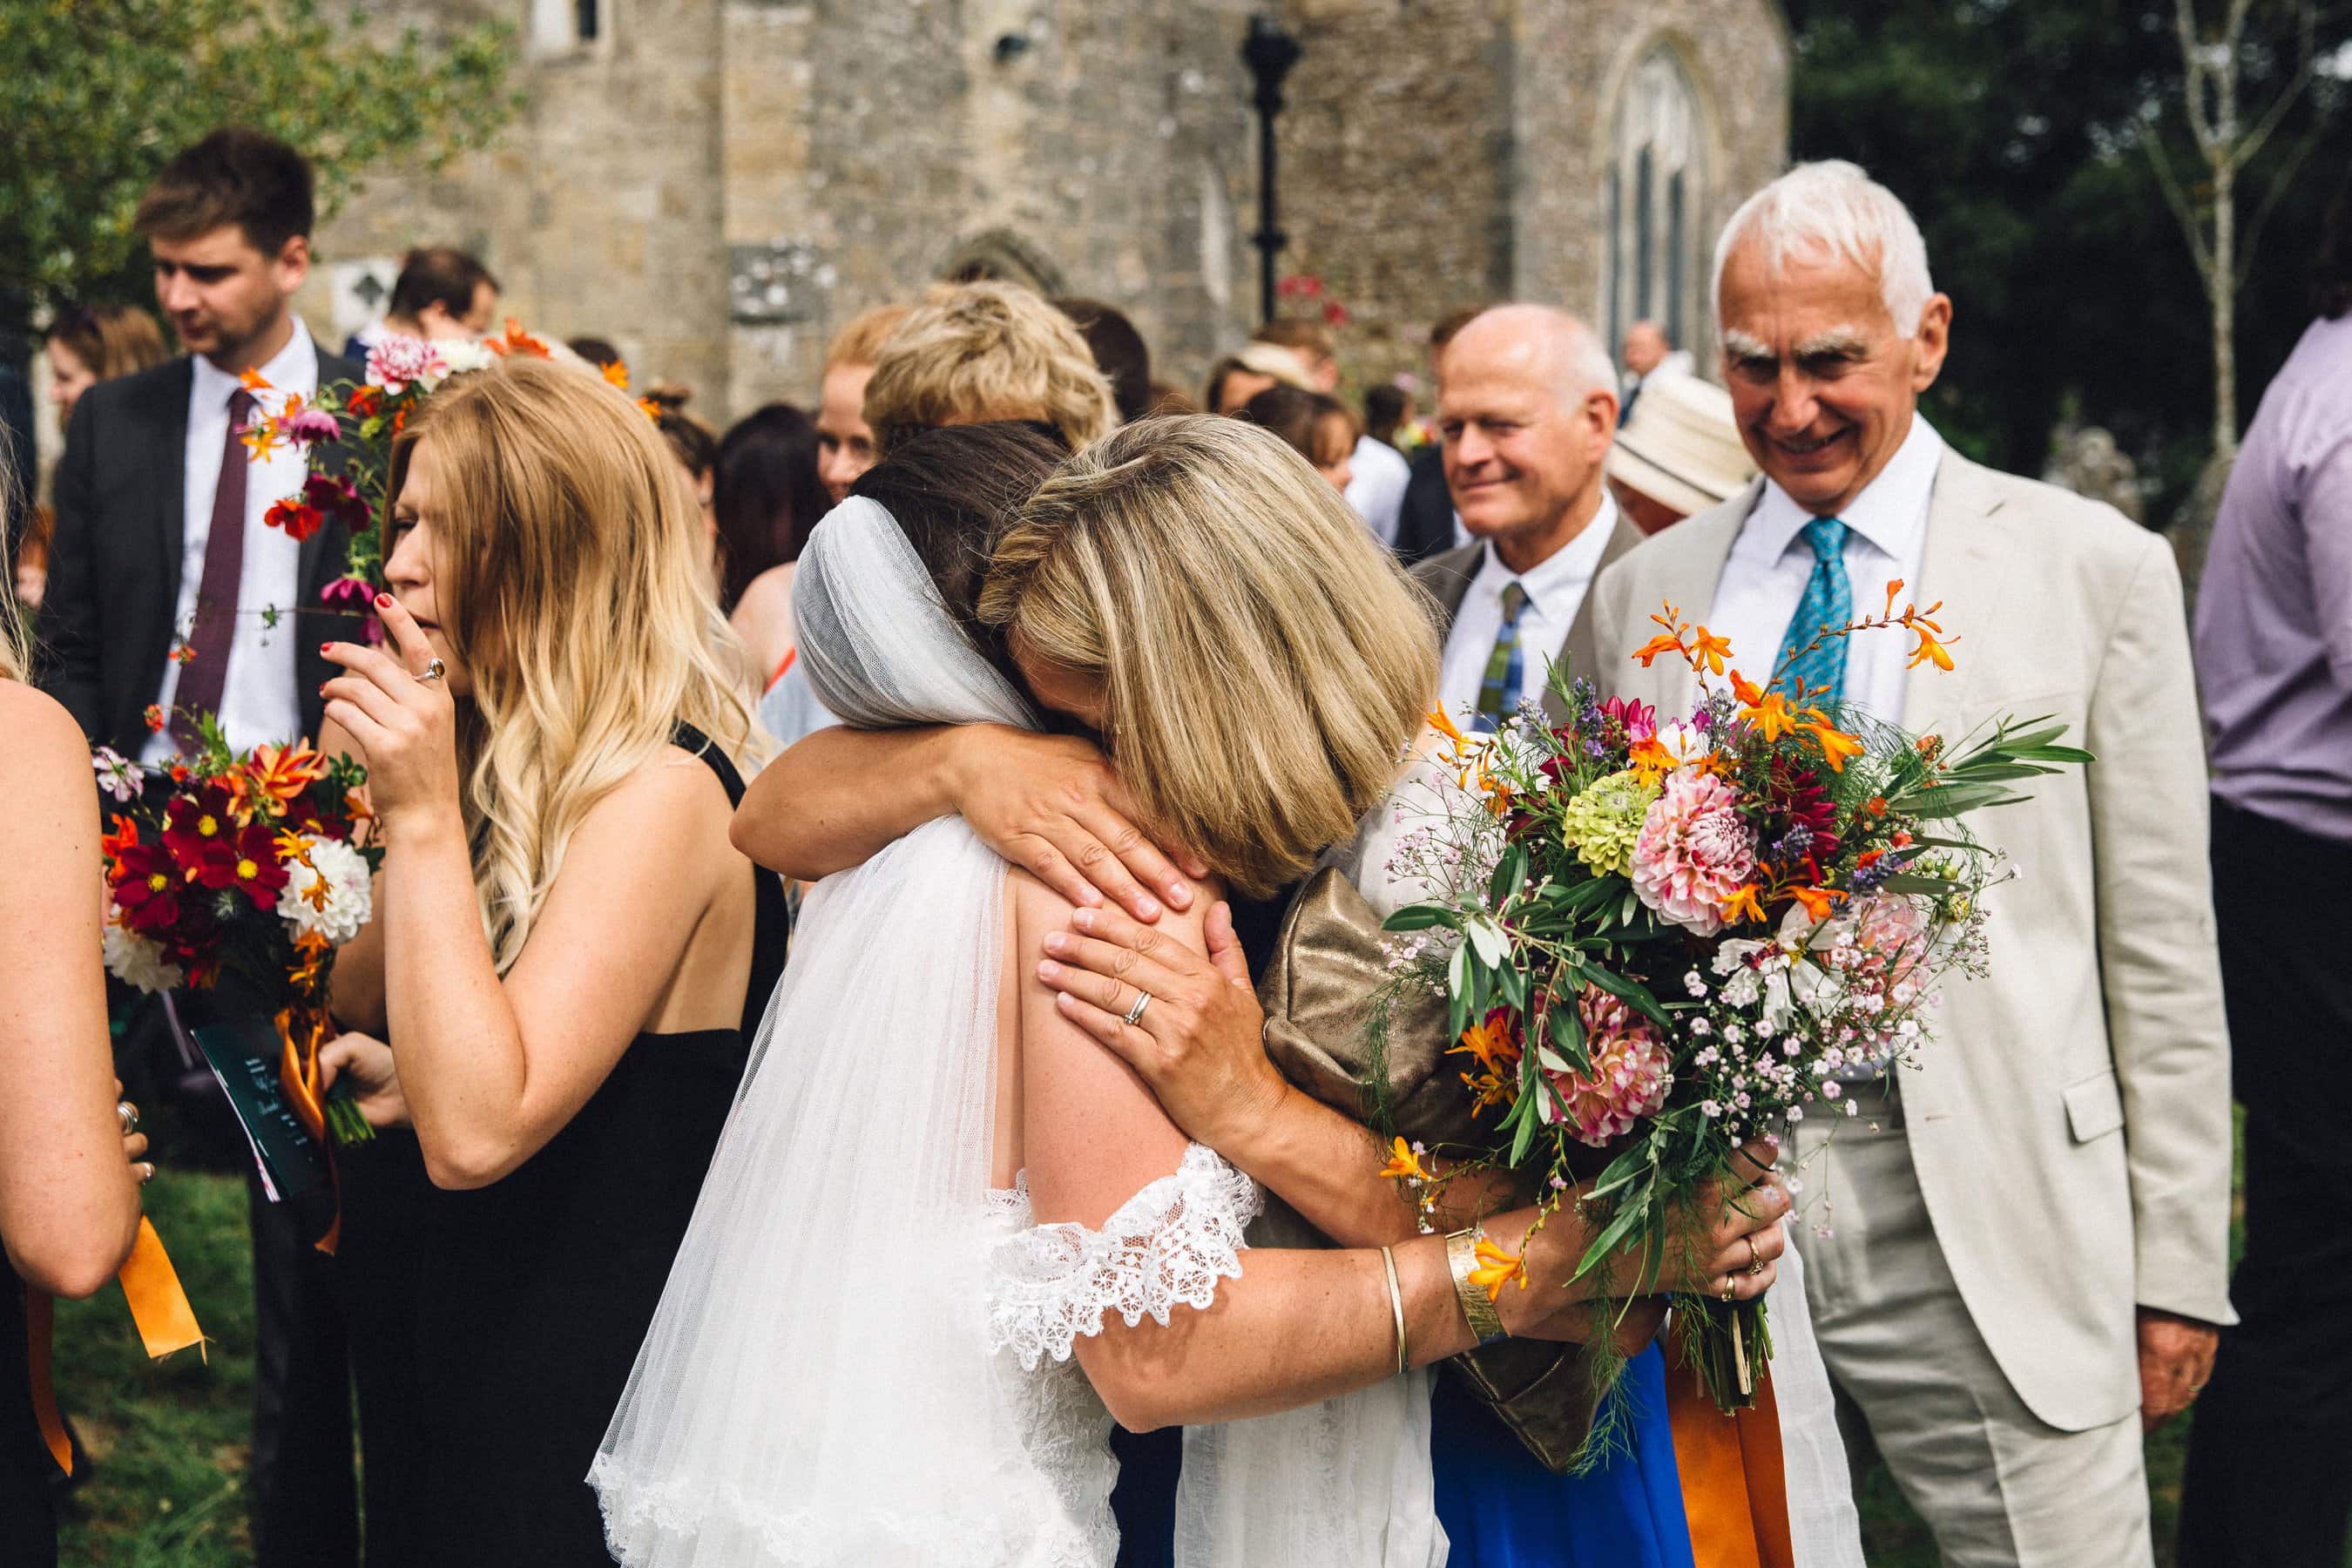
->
xmin=1720 ymin=1276 xmax=1738 ymax=1304
xmin=117 ymin=1100 xmax=139 ymax=1138
xmin=136 ymin=1163 xmax=155 ymax=1186
xmin=416 ymin=657 xmax=447 ymax=685
xmin=1122 ymin=989 xmax=1152 ymax=1027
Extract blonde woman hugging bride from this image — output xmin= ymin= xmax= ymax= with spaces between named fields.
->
xmin=593 ymin=417 xmax=1794 ymax=1566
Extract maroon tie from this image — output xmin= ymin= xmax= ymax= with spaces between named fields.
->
xmin=170 ymin=387 xmax=254 ymax=752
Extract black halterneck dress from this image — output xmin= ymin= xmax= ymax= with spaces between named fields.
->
xmin=341 ymin=728 xmax=788 ymax=1566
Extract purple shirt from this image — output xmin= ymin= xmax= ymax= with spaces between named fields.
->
xmin=2197 ymin=311 xmax=2352 ymax=841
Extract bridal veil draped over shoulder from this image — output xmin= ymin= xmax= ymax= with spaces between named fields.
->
xmin=591 ymin=498 xmax=1437 ymax=1567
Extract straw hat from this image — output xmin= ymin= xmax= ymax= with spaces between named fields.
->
xmin=1606 ymin=371 xmax=1757 ymax=518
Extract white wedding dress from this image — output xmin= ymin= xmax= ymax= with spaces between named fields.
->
xmin=591 ymin=497 xmax=1437 ymax=1567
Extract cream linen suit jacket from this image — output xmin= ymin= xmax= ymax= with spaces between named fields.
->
xmin=1587 ymin=448 xmax=2235 ymax=1433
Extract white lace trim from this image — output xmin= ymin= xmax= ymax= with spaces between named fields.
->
xmin=985 ymin=1143 xmax=1262 ymax=1372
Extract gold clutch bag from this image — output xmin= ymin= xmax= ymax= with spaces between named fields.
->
xmin=1258 ymin=865 xmax=1603 ymax=1473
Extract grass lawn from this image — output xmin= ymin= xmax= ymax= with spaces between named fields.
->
xmin=44 ymin=1171 xmax=2211 ymax=1568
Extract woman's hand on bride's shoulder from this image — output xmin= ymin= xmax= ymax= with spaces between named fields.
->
xmin=1036 ymin=899 xmax=1288 ymax=1156
xmin=949 ymin=726 xmax=1208 ymax=923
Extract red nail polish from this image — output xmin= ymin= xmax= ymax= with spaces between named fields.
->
xmin=375 ymin=591 xmax=394 ymax=609
xmin=320 ymin=641 xmax=334 ymax=655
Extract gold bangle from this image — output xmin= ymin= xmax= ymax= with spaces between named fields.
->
xmin=1379 ymin=1245 xmax=1408 ymax=1375
xmin=1445 ymin=1227 xmax=1510 ymax=1346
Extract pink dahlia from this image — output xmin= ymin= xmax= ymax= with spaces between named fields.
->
xmin=1538 ymin=986 xmax=1672 ymax=1147
xmin=1631 ymin=768 xmax=1756 ymax=936
xmin=366 ymin=334 xmax=447 ymax=395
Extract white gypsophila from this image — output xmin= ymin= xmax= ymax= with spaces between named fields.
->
xmin=103 ymin=913 xmax=185 ymax=993
xmin=280 ymin=837 xmax=374 ymax=945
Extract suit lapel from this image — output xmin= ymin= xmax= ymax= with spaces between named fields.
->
xmin=1898 ymin=451 xmax=2009 ymax=732
xmin=152 ymin=360 xmax=195 ymax=596
xmin=1553 ymin=512 xmax=1650 ymax=717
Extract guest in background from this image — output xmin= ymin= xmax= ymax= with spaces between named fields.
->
xmin=2180 ymin=164 xmax=2352 ymax=1568
xmin=1394 ymin=306 xmax=1489 ymax=564
xmin=18 ymin=306 xmax=171 ymax=607
xmin=645 ymin=382 xmax=720 ymax=576
xmin=566 ymin=335 xmax=624 ymax=373
xmin=863 ymin=280 xmax=1117 ymax=459
xmin=37 ymin=127 xmax=367 ymax=1568
xmin=1363 ymin=382 xmax=1413 ymax=451
xmin=1616 ymin=318 xmax=1693 ymax=418
xmin=815 ymin=302 xmax=909 ymax=505
xmin=1416 ymin=305 xmax=1642 ymax=728
xmin=1255 ymin=318 xmax=1412 ymax=548
xmin=1234 ymin=383 xmax=1358 ymax=494
xmin=0 ymin=558 xmax=150 ymax=1568
xmin=313 ymin=355 xmax=781 ymax=1566
xmin=1601 ymin=368 xmax=1756 ymax=535
xmin=713 ymin=402 xmax=828 ymax=690
xmin=1054 ymin=296 xmax=1153 ymax=424
xmin=1201 ymin=340 xmax=1309 ymax=417
xmin=760 ymin=281 xmax=1117 ymax=754
xmin=343 ymin=247 xmax=498 ymax=361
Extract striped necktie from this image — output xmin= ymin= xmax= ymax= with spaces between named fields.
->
xmin=1774 ymin=517 xmax=1850 ymax=710
xmin=1474 ymin=581 xmax=1530 ymax=733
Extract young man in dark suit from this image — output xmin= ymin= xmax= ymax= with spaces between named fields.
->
xmin=39 ymin=126 xmax=365 ymax=1568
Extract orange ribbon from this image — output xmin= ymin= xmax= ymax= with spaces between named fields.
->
xmin=275 ymin=1004 xmax=342 ymax=1254
xmin=1667 ymin=1354 xmax=1794 ymax=1568
xmin=27 ymin=1217 xmax=206 ymax=1477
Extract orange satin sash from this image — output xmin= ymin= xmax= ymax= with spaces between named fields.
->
xmin=1667 ymin=1354 xmax=1794 ymax=1568
xmin=28 ymin=1218 xmax=206 ymax=1475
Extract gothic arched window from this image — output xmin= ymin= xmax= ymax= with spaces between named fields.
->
xmin=1603 ymin=48 xmax=1707 ymax=358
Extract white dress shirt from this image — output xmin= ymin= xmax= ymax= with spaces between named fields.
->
xmin=141 ymin=321 xmax=318 ymax=763
xmin=1438 ymin=493 xmax=1622 ymax=721
xmin=1344 ymin=435 xmax=1411 ymax=547
xmin=1707 ymin=415 xmax=1944 ymax=727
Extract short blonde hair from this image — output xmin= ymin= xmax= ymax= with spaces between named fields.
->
xmin=979 ymin=416 xmax=1439 ymax=897
xmin=390 ymin=356 xmax=762 ymax=970
xmin=862 ymin=281 xmax=1116 ymax=460
xmin=825 ymin=303 xmax=910 ymax=373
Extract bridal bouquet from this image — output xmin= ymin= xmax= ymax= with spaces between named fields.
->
xmin=1372 ymin=585 xmax=2090 ymax=1431
xmin=95 ymin=722 xmax=380 ymax=1147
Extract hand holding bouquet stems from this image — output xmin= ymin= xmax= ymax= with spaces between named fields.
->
xmin=1372 ymin=582 xmax=2090 ymax=1444
xmin=94 ymin=715 xmax=382 ymax=1146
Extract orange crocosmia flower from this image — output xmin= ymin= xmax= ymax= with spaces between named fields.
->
xmin=1805 ymin=722 xmax=1865 ymax=774
xmin=1907 ymin=625 xmax=1957 ymax=672
xmin=1470 ymin=1237 xmax=1529 ymax=1301
xmin=239 ymin=368 xmax=273 ymax=392
xmin=638 ymin=397 xmax=663 ymax=422
xmin=1687 ymin=626 xmax=1733 ymax=675
xmin=1740 ymin=688 xmax=1801 ymax=743
xmin=1450 ymin=1016 xmax=1521 ymax=1077
xmin=1627 ymin=735 xmax=1676 ymax=784
xmin=1788 ymin=884 xmax=1843 ymax=922
xmin=1632 ymin=631 xmax=1686 ymax=668
xmin=1462 ymin=1068 xmax=1514 ymax=1119
xmin=239 ymin=422 xmax=284 ymax=459
xmin=1378 ymin=1137 xmax=1430 ymax=1184
xmin=601 ymin=360 xmax=631 ymax=389
xmin=1719 ymin=882 xmax=1767 ymax=925
xmin=144 ymin=705 xmax=166 ymax=733
xmin=1427 ymin=706 xmax=1470 ymax=753
xmin=489 ymin=318 xmax=554 ymax=359
xmin=1728 ymin=670 xmax=1766 ymax=707
xmin=288 ymin=929 xmax=332 ymax=990
xmin=100 ymin=814 xmax=140 ymax=862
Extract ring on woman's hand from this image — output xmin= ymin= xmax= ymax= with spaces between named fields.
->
xmin=136 ymin=1163 xmax=155 ymax=1186
xmin=1720 ymin=1276 xmax=1737 ymax=1304
xmin=416 ymin=657 xmax=447 ymax=684
xmin=1745 ymin=1234 xmax=1763 ymax=1276
xmin=1122 ymin=990 xmax=1152 ymax=1027
xmin=117 ymin=1100 xmax=139 ymax=1137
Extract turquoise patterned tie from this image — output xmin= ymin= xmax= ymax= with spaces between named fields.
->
xmin=1474 ymin=582 xmax=1530 ymax=733
xmin=1774 ymin=517 xmax=1851 ymax=708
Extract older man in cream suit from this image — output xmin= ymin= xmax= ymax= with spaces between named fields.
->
xmin=1589 ymin=162 xmax=2234 ymax=1566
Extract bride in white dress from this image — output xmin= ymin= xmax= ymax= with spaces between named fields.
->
xmin=591 ymin=419 xmax=1799 ymax=1566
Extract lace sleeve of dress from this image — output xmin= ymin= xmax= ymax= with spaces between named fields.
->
xmin=985 ymin=1143 xmax=1263 ymax=1373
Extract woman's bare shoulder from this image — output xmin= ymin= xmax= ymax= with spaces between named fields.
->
xmin=0 ymin=682 xmax=94 ymax=799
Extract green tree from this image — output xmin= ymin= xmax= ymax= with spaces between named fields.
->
xmin=1784 ymin=0 xmax=2346 ymax=517
xmin=0 ymin=0 xmax=519 ymax=329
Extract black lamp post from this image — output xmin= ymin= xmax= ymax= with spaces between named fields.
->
xmin=1240 ymin=13 xmax=1303 ymax=327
